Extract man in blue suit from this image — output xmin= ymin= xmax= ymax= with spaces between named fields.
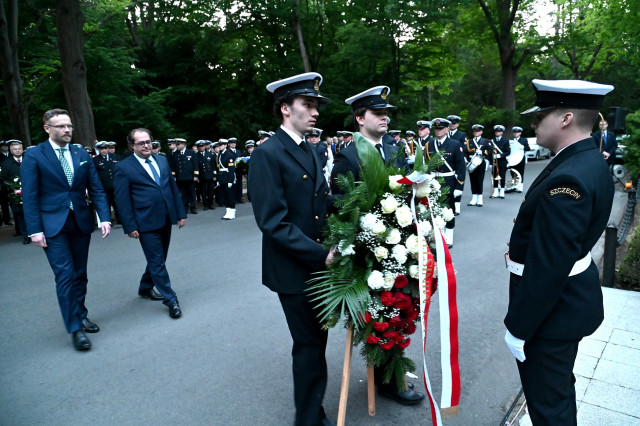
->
xmin=591 ymin=118 xmax=617 ymax=165
xmin=21 ymin=108 xmax=112 ymax=351
xmin=114 ymin=128 xmax=186 ymax=319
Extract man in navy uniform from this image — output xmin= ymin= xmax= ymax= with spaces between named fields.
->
xmin=511 ymin=126 xmax=531 ymax=192
xmin=170 ymin=138 xmax=199 ymax=214
xmin=114 ymin=128 xmax=186 ymax=319
xmin=424 ymin=118 xmax=465 ymax=247
xmin=504 ymin=79 xmax=614 ymax=425
xmin=249 ymin=72 xmax=334 ymax=426
xmin=464 ymin=124 xmax=493 ymax=207
xmin=21 ymin=108 xmax=111 ymax=351
xmin=217 ymin=139 xmax=236 ymax=220
xmin=93 ymin=141 xmax=120 ymax=224
xmin=307 ymin=128 xmax=328 ymax=171
xmin=416 ymin=120 xmax=433 ymax=147
xmin=591 ymin=118 xmax=617 ymax=165
xmin=490 ymin=125 xmax=511 ymax=199
xmin=330 ymin=86 xmax=423 ymax=405
xmin=447 ymin=115 xmax=467 ymax=215
xmin=196 ymin=140 xmax=216 ymax=210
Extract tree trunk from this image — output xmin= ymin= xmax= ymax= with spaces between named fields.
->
xmin=0 ymin=0 xmax=31 ymax=145
xmin=56 ymin=0 xmax=96 ymax=147
xmin=293 ymin=0 xmax=310 ymax=72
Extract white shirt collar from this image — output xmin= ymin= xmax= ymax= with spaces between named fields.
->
xmin=49 ymin=139 xmax=69 ymax=151
xmin=280 ymin=125 xmax=303 ymax=145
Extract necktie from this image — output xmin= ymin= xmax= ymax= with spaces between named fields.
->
xmin=300 ymin=141 xmax=311 ymax=153
xmin=58 ymin=147 xmax=74 ymax=209
xmin=375 ymin=143 xmax=385 ymax=160
xmin=145 ymin=158 xmax=160 ymax=183
xmin=58 ymin=148 xmax=73 ymax=186
xmin=603 ymin=133 xmax=607 ymax=143
xmin=449 ymin=131 xmax=453 ymax=137
xmin=17 ymin=158 xmax=21 ymax=164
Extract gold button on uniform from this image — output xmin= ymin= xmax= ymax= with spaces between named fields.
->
xmin=315 ymin=216 xmax=319 ymax=220
xmin=303 ymin=175 xmax=308 ymax=180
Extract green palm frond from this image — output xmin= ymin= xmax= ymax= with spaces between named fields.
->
xmin=354 ymin=133 xmax=389 ymax=209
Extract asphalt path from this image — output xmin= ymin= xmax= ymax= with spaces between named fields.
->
xmin=0 ymin=158 xmax=551 ymax=425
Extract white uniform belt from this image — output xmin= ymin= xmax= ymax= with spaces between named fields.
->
xmin=432 ymin=171 xmax=455 ymax=177
xmin=219 ymin=167 xmax=228 ymax=172
xmin=505 ymin=251 xmax=591 ymax=277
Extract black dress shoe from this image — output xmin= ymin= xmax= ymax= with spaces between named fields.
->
xmin=72 ymin=331 xmax=91 ymax=351
xmin=477 ymin=203 xmax=483 ymax=207
xmin=138 ymin=288 xmax=163 ymax=300
xmin=377 ymin=383 xmax=425 ymax=405
xmin=82 ymin=317 xmax=100 ymax=333
xmin=190 ymin=208 xmax=198 ymax=214
xmin=168 ymin=301 xmax=182 ymax=319
xmin=23 ymin=237 xmax=31 ymax=244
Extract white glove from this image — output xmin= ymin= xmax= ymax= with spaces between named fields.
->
xmin=504 ymin=330 xmax=526 ymax=362
xmin=407 ymin=155 xmax=415 ymax=164
xmin=453 ymin=189 xmax=463 ymax=198
xmin=227 ymin=183 xmax=232 ymax=188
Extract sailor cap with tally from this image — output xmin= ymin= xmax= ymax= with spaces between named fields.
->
xmin=431 ymin=118 xmax=451 ymax=129
xmin=245 ymin=140 xmax=255 ymax=148
xmin=345 ymin=86 xmax=397 ymax=111
xmin=107 ymin=141 xmax=117 ymax=147
xmin=388 ymin=130 xmax=401 ymax=136
xmin=416 ymin=120 xmax=432 ymax=129
xmin=308 ymin=128 xmax=322 ymax=137
xmin=228 ymin=138 xmax=237 ymax=143
xmin=406 ymin=130 xmax=415 ymax=137
xmin=494 ymin=125 xmax=505 ymax=132
xmin=218 ymin=139 xmax=228 ymax=145
xmin=266 ymin=72 xmax=330 ymax=104
xmin=471 ymin=124 xmax=484 ymax=131
xmin=152 ymin=140 xmax=161 ymax=147
xmin=512 ymin=126 xmax=523 ymax=132
xmin=7 ymin=139 xmax=22 ymax=145
xmin=447 ymin=115 xmax=461 ymax=123
xmin=258 ymin=130 xmax=270 ymax=138
xmin=521 ymin=79 xmax=614 ymax=115
xmin=342 ymin=131 xmax=352 ymax=136
xmin=96 ymin=141 xmax=108 ymax=148
xmin=174 ymin=138 xmax=187 ymax=144
xmin=167 ymin=139 xmax=176 ymax=144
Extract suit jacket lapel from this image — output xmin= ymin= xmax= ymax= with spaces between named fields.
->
xmin=42 ymin=141 xmax=71 ymax=187
xmin=134 ymin=155 xmax=159 ymax=185
xmin=278 ymin=129 xmax=316 ymax=177
xmin=69 ymin=144 xmax=81 ymax=186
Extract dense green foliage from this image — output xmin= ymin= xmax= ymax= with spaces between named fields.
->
xmin=1 ymin=0 xmax=639 ymax=150
xmin=618 ymin=221 xmax=640 ymax=290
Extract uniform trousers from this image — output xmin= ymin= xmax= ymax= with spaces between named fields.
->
xmin=235 ymin=171 xmax=244 ymax=202
xmin=199 ymin=179 xmax=214 ymax=207
xmin=138 ymin=218 xmax=178 ymax=306
xmin=0 ymin=186 xmax=11 ymax=224
xmin=492 ymin=158 xmax=508 ymax=189
xmin=43 ymin=210 xmax=91 ymax=333
xmin=221 ymin=182 xmax=236 ymax=209
xmin=517 ymin=338 xmax=580 ymax=426
xmin=443 ymin=176 xmax=456 ymax=229
xmin=469 ymin=163 xmax=486 ymax=194
xmin=176 ymin=180 xmax=196 ymax=210
xmin=278 ymin=293 xmax=328 ymax=426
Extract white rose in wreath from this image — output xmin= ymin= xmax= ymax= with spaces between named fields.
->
xmin=373 ymin=246 xmax=389 ymax=261
xmin=360 ymin=213 xmax=378 ymax=231
xmin=389 ymin=175 xmax=403 ymax=190
xmin=415 ymin=181 xmax=431 ymax=198
xmin=430 ymin=179 xmax=441 ymax=191
xmin=392 ymin=244 xmax=408 ymax=264
xmin=434 ymin=216 xmax=446 ymax=230
xmin=371 ymin=220 xmax=386 ymax=235
xmin=383 ymin=272 xmax=395 ymax=290
xmin=385 ymin=228 xmax=402 ymax=245
xmin=405 ymin=234 xmax=419 ymax=254
xmin=395 ymin=205 xmax=413 ymax=228
xmin=380 ymin=195 xmax=399 ymax=214
xmin=367 ymin=270 xmax=385 ymax=290
xmin=409 ymin=264 xmax=419 ymax=279
xmin=417 ymin=221 xmax=432 ymax=237
xmin=338 ymin=241 xmax=355 ymax=256
xmin=442 ymin=208 xmax=455 ymax=222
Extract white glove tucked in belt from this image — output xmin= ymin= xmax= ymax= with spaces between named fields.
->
xmin=504 ymin=329 xmax=526 ymax=362
xmin=453 ymin=189 xmax=463 ymax=198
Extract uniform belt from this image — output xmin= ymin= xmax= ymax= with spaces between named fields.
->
xmin=504 ymin=251 xmax=591 ymax=277
xmin=432 ymin=171 xmax=455 ymax=177
xmin=219 ymin=167 xmax=228 ymax=172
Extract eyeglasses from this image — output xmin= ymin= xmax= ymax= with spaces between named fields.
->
xmin=46 ymin=124 xmax=74 ymax=130
xmin=134 ymin=141 xmax=152 ymax=147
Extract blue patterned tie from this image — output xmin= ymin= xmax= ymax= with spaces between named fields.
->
xmin=58 ymin=147 xmax=74 ymax=209
xmin=146 ymin=159 xmax=160 ymax=183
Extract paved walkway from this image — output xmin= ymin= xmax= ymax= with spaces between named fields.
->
xmin=520 ymin=287 xmax=640 ymax=425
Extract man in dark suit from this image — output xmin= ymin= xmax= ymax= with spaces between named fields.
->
xmin=0 ymin=140 xmax=13 ymax=227
xmin=424 ymin=118 xmax=466 ymax=247
xmin=591 ymin=119 xmax=617 ymax=165
xmin=0 ymin=140 xmax=29 ymax=243
xmin=330 ymin=86 xmax=424 ymax=405
xmin=505 ymin=79 xmax=614 ymax=425
xmin=114 ymin=128 xmax=186 ymax=319
xmin=21 ymin=108 xmax=111 ymax=351
xmin=249 ymin=72 xmax=333 ymax=426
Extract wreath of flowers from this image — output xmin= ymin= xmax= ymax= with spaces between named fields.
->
xmin=308 ymin=133 xmax=452 ymax=391
xmin=5 ymin=176 xmax=22 ymax=205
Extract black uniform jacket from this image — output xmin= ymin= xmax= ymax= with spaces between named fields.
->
xmin=197 ymin=150 xmax=216 ymax=180
xmin=464 ymin=137 xmax=493 ymax=161
xmin=330 ymin=138 xmax=403 ymax=194
xmin=93 ymin=155 xmax=119 ymax=189
xmin=218 ymin=149 xmax=236 ymax=185
xmin=423 ymin=137 xmax=466 ymax=190
xmin=170 ymin=150 xmax=199 ymax=181
xmin=492 ymin=137 xmax=511 ymax=159
xmin=0 ymin=156 xmax=22 ymax=211
xmin=504 ymin=139 xmax=614 ymax=341
xmin=248 ymin=127 xmax=330 ymax=295
xmin=449 ymin=129 xmax=466 ymax=143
